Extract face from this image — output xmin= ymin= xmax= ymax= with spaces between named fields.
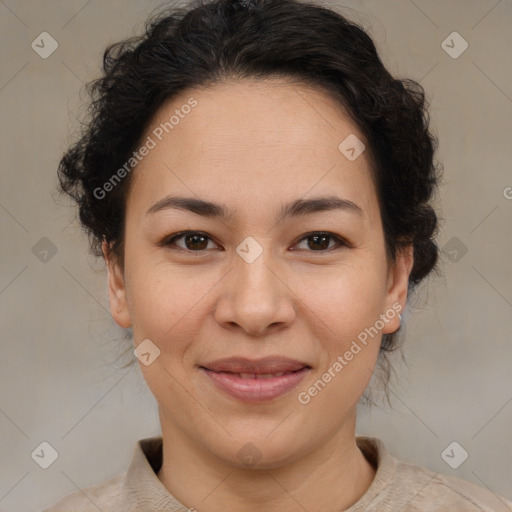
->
xmin=105 ymin=78 xmax=413 ymax=468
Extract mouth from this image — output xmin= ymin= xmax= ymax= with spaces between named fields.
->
xmin=202 ymin=369 xmax=306 ymax=379
xmin=199 ymin=357 xmax=311 ymax=403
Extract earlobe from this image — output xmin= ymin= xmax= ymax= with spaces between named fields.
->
xmin=382 ymin=245 xmax=414 ymax=334
xmin=102 ymin=239 xmax=132 ymax=328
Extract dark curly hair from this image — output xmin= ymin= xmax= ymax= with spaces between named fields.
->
xmin=57 ymin=0 xmax=442 ymax=403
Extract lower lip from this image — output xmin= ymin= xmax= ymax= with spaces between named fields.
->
xmin=200 ymin=367 xmax=310 ymax=403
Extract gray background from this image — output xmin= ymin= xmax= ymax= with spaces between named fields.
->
xmin=0 ymin=0 xmax=511 ymax=510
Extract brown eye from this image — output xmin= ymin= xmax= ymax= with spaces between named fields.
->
xmin=161 ymin=230 xmax=348 ymax=254
xmin=163 ymin=231 xmax=217 ymax=252
xmin=294 ymin=232 xmax=347 ymax=252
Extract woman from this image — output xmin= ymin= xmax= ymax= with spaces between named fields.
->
xmin=42 ymin=0 xmax=512 ymax=510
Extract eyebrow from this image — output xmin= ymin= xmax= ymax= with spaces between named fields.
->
xmin=145 ymin=195 xmax=363 ymax=222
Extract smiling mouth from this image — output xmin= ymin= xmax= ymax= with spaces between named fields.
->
xmin=200 ymin=368 xmax=306 ymax=379
xmin=199 ymin=366 xmax=311 ymax=403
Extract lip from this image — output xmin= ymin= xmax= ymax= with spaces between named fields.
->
xmin=201 ymin=356 xmax=310 ymax=374
xmin=200 ymin=367 xmax=311 ymax=403
xmin=199 ymin=357 xmax=311 ymax=403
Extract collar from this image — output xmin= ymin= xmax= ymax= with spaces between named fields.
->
xmin=119 ymin=435 xmax=396 ymax=510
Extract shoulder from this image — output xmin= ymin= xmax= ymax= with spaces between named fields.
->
xmin=40 ymin=473 xmax=125 ymax=512
xmin=394 ymin=458 xmax=512 ymax=511
xmin=355 ymin=436 xmax=512 ymax=512
xmin=39 ymin=436 xmax=173 ymax=512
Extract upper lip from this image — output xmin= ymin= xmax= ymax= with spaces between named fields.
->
xmin=201 ymin=356 xmax=310 ymax=374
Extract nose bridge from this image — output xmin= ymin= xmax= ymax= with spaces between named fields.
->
xmin=215 ymin=235 xmax=295 ymax=335
xmin=233 ymin=235 xmax=279 ymax=300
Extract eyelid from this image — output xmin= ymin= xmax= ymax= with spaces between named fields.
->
xmin=292 ymin=231 xmax=350 ymax=251
xmin=160 ymin=230 xmax=350 ymax=253
xmin=159 ymin=231 xmax=219 ymax=251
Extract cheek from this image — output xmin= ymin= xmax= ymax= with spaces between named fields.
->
xmin=124 ymin=230 xmax=388 ymax=352
xmin=296 ymin=267 xmax=385 ymax=413
xmin=300 ymin=259 xmax=388 ymax=336
xmin=294 ymin=258 xmax=387 ymax=401
xmin=126 ymin=266 xmax=206 ymax=402
xmin=124 ymin=254 xmax=215 ymax=348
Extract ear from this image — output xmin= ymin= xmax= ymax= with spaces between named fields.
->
xmin=382 ymin=244 xmax=414 ymax=334
xmin=102 ymin=239 xmax=131 ymax=328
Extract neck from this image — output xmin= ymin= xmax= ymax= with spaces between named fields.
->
xmin=157 ymin=409 xmax=376 ymax=512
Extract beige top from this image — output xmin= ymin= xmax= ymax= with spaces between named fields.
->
xmin=41 ymin=436 xmax=512 ymax=511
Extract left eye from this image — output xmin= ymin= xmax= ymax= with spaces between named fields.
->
xmin=161 ymin=231 xmax=347 ymax=253
xmin=294 ymin=232 xmax=347 ymax=252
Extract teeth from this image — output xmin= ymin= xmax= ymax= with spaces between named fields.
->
xmin=237 ymin=371 xmax=289 ymax=379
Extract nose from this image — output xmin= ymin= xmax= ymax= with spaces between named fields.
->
xmin=214 ymin=244 xmax=296 ymax=337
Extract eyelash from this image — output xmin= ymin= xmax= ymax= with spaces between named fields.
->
xmin=160 ymin=230 xmax=350 ymax=254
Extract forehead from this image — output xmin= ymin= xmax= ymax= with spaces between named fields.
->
xmin=126 ymin=77 xmax=378 ymax=223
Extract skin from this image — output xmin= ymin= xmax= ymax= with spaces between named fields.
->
xmin=103 ymin=77 xmax=414 ymax=511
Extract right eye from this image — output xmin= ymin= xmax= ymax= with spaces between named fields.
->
xmin=161 ymin=231 xmax=220 ymax=253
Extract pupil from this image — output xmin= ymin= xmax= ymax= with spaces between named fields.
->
xmin=187 ymin=234 xmax=207 ymax=250
xmin=183 ymin=233 xmax=330 ymax=251
xmin=309 ymin=234 xmax=328 ymax=250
